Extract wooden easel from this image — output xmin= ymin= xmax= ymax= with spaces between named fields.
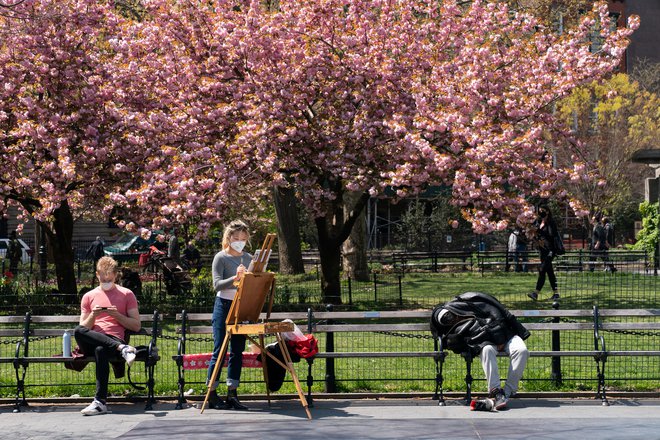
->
xmin=201 ymin=234 xmax=312 ymax=419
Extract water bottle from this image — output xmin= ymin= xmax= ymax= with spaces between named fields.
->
xmin=470 ymin=398 xmax=495 ymax=412
xmin=62 ymin=330 xmax=72 ymax=358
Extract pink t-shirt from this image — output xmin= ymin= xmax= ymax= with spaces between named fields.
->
xmin=81 ymin=285 xmax=139 ymax=341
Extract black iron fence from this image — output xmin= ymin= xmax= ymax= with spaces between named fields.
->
xmin=1 ymin=250 xmax=658 ymax=399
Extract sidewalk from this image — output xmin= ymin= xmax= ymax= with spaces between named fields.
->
xmin=3 ymin=397 xmax=660 ymax=440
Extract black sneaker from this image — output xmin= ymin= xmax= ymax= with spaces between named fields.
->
xmin=550 ymin=292 xmax=560 ymax=301
xmin=490 ymin=388 xmax=508 ymax=410
xmin=527 ymin=291 xmax=538 ymax=301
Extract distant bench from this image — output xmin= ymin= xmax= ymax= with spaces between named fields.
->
xmin=0 ymin=311 xmax=161 ymax=412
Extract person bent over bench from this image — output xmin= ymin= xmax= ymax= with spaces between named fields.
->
xmin=74 ymin=256 xmax=140 ymax=416
xmin=431 ymin=292 xmax=530 ymax=410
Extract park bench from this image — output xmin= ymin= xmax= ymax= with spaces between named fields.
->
xmin=0 ymin=311 xmax=161 ymax=412
xmin=303 ymin=306 xmax=660 ymax=406
xmin=171 ymin=310 xmax=313 ymax=409
xmin=391 ymin=251 xmax=474 ymax=272
xmin=304 ymin=309 xmax=441 ymax=405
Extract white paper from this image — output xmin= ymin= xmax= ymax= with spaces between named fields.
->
xmin=247 ymin=249 xmax=271 ymax=272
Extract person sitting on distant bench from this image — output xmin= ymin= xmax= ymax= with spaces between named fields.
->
xmin=183 ymin=241 xmax=202 ymax=274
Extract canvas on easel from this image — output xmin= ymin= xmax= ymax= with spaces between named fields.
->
xmin=201 ymin=234 xmax=311 ymax=419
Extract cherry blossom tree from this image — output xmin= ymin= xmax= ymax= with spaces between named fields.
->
xmin=1 ymin=0 xmax=638 ymax=304
xmin=0 ymin=1 xmax=168 ymax=295
xmin=105 ymin=0 xmax=637 ymax=304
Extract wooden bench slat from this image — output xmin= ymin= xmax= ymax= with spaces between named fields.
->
xmin=314 ymin=324 xmax=430 ymax=332
xmin=178 ymin=312 xmax=310 ymax=320
xmin=315 ymin=352 xmax=439 ymax=358
xmin=15 ymin=357 xmax=96 ymax=363
xmin=29 ymin=314 xmax=158 ymax=323
xmin=598 ymin=309 xmax=660 ymax=317
xmin=0 ymin=316 xmax=27 ymax=324
xmin=525 ymin=323 xmax=595 ymax=330
xmin=512 ymin=310 xmax=595 ymax=317
xmin=600 ymin=323 xmax=660 ymax=330
xmin=606 ymin=351 xmax=660 ymax=356
xmin=0 ymin=329 xmax=24 ymax=336
xmin=30 ymin=329 xmax=156 ymax=337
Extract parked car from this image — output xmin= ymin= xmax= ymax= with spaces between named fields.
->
xmin=0 ymin=238 xmax=32 ymax=264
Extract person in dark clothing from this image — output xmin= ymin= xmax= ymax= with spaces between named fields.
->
xmin=85 ymin=237 xmax=105 ymax=266
xmin=603 ymin=217 xmax=617 ymax=272
xmin=527 ymin=205 xmax=560 ymax=301
xmin=7 ymin=230 xmax=22 ymax=275
xmin=515 ymin=229 xmax=528 ymax=273
xmin=590 ymin=214 xmax=615 ymax=272
xmin=431 ymin=292 xmax=530 ymax=410
xmin=182 ymin=241 xmax=202 ymax=274
xmin=168 ymin=231 xmax=180 ymax=260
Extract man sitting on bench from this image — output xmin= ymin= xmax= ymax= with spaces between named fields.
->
xmin=74 ymin=256 xmax=141 ymax=416
xmin=431 ymin=292 xmax=530 ymax=410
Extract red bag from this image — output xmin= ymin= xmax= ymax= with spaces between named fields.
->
xmin=286 ymin=334 xmax=319 ymax=358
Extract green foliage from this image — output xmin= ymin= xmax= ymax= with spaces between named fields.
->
xmin=396 ymin=197 xmax=471 ymax=251
xmin=630 ymin=202 xmax=659 ymax=261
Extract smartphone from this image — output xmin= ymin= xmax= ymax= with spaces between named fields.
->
xmin=99 ymin=307 xmax=108 ymax=310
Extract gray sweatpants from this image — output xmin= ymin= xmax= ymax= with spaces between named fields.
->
xmin=479 ymin=335 xmax=529 ymax=397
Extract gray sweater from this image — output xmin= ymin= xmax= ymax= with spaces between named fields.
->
xmin=212 ymin=250 xmax=253 ymax=300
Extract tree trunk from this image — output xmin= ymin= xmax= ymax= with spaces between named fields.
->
xmin=317 ymin=229 xmax=343 ymax=305
xmin=342 ymin=191 xmax=369 ymax=281
xmin=41 ymin=200 xmax=77 ymax=300
xmin=315 ymin=188 xmax=370 ymax=304
xmin=273 ymin=185 xmax=305 ymax=274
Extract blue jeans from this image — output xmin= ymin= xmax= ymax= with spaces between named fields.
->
xmin=206 ymin=297 xmax=245 ymax=389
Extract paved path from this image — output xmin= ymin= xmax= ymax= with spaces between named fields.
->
xmin=3 ymin=398 xmax=660 ymax=439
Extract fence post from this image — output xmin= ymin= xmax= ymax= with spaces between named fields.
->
xmin=347 ymin=276 xmax=352 ymax=305
xmin=306 ymin=308 xmax=315 ymax=405
xmin=324 ymin=304 xmax=336 ymax=393
xmin=551 ymin=300 xmax=562 ymax=387
xmin=578 ymin=249 xmax=583 ymax=272
xmin=398 ymin=274 xmax=403 ymax=306
xmin=39 ymin=233 xmax=47 ymax=284
xmin=373 ymin=272 xmax=377 ymax=302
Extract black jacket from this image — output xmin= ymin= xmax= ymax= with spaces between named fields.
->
xmin=430 ymin=292 xmax=530 ymax=356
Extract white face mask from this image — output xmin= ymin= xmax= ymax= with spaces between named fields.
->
xmin=100 ymin=282 xmax=114 ymax=291
xmin=230 ymin=240 xmax=246 ymax=253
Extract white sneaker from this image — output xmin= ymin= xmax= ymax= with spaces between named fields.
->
xmin=81 ymin=399 xmax=107 ymax=416
xmin=121 ymin=345 xmax=137 ymax=367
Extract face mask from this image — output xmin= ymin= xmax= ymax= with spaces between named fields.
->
xmin=100 ymin=282 xmax=114 ymax=291
xmin=230 ymin=240 xmax=246 ymax=253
